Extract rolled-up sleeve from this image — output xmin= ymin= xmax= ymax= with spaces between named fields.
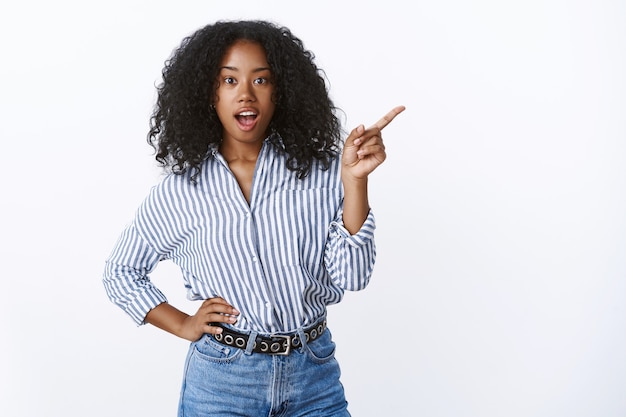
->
xmin=324 ymin=209 xmax=376 ymax=291
xmin=103 ymin=223 xmax=167 ymax=325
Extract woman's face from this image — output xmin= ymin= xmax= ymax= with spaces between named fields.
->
xmin=214 ymin=40 xmax=276 ymax=147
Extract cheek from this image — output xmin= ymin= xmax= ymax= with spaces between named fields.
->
xmin=214 ymin=104 xmax=230 ymax=126
xmin=265 ymin=90 xmax=277 ymax=113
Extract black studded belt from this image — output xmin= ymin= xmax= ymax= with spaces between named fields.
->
xmin=212 ymin=317 xmax=327 ymax=355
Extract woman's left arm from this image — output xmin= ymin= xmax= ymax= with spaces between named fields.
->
xmin=341 ymin=105 xmax=405 ymax=234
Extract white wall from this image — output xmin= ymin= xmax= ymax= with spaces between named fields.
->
xmin=2 ymin=1 xmax=625 ymax=416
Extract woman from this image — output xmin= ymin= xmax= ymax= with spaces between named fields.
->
xmin=103 ymin=19 xmax=404 ymax=416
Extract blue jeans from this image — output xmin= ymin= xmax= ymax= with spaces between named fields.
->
xmin=178 ymin=325 xmax=351 ymax=416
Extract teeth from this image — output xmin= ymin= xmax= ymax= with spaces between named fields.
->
xmin=238 ymin=111 xmax=256 ymax=116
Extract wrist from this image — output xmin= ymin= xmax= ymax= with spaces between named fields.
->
xmin=341 ymin=172 xmax=368 ymax=189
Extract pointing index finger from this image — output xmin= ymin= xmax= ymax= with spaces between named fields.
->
xmin=370 ymin=105 xmax=406 ymax=131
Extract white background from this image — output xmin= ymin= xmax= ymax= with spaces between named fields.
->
xmin=1 ymin=1 xmax=625 ymax=416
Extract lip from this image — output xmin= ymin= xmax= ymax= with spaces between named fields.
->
xmin=234 ymin=107 xmax=258 ymax=116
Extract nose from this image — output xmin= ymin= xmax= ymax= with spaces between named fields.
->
xmin=238 ymin=80 xmax=256 ymax=102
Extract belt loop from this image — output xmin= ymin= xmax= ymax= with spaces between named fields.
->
xmin=244 ymin=330 xmax=258 ymax=355
xmin=295 ymin=327 xmax=307 ymax=349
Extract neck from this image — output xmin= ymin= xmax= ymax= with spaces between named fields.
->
xmin=219 ymin=140 xmax=263 ymax=163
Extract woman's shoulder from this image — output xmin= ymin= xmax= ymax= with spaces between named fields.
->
xmin=143 ymin=159 xmax=213 ymax=202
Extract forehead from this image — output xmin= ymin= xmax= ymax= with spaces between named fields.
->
xmin=219 ymin=40 xmax=270 ymax=69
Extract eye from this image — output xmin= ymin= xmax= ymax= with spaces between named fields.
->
xmin=224 ymin=76 xmax=236 ymax=85
xmin=254 ymin=77 xmax=270 ymax=85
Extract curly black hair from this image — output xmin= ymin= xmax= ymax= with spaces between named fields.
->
xmin=147 ymin=20 xmax=343 ymax=182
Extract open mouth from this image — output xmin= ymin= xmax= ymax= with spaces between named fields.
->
xmin=235 ymin=110 xmax=258 ymax=129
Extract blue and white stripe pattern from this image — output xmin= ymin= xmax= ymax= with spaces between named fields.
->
xmin=103 ymin=137 xmax=376 ymax=333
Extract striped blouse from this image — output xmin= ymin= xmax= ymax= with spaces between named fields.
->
xmin=103 ymin=137 xmax=376 ymax=333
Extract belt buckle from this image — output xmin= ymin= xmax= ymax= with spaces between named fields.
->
xmin=269 ymin=334 xmax=291 ymax=355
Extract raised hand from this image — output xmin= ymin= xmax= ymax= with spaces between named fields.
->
xmin=342 ymin=105 xmax=406 ymax=180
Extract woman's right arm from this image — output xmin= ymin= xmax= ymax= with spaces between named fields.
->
xmin=103 ymin=223 xmax=239 ymax=342
xmin=145 ymin=298 xmax=239 ymax=342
